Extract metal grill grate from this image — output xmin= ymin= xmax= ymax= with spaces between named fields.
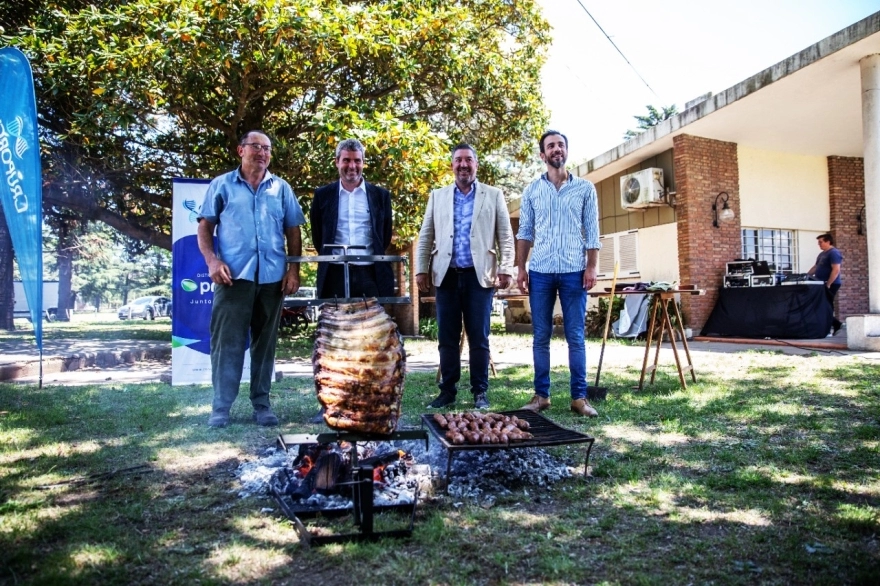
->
xmin=420 ymin=410 xmax=595 ymax=485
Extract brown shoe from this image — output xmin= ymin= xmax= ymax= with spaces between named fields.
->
xmin=521 ymin=395 xmax=551 ymax=412
xmin=570 ymin=398 xmax=598 ymax=418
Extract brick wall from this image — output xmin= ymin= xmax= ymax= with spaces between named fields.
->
xmin=827 ymin=156 xmax=868 ymax=319
xmin=673 ymin=134 xmax=740 ymax=332
xmin=389 ymin=240 xmax=418 ymax=335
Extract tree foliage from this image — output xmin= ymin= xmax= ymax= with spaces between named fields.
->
xmin=6 ymin=0 xmax=550 ymax=248
xmin=70 ymin=223 xmax=171 ymax=308
xmin=623 ymin=104 xmax=678 ymax=140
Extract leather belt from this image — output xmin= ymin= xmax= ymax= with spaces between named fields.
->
xmin=452 ymin=266 xmax=475 ymax=273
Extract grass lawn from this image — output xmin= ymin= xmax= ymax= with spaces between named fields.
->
xmin=0 ymin=318 xmax=878 ymax=585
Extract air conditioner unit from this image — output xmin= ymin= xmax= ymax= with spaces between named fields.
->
xmin=620 ymin=168 xmax=665 ymax=210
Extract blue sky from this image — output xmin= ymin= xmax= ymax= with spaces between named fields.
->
xmin=538 ymin=0 xmax=880 ymax=163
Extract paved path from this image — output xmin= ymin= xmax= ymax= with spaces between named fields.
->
xmin=0 ymin=327 xmax=862 ymax=387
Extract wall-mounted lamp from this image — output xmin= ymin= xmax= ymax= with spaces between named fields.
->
xmin=857 ymin=204 xmax=866 ymax=235
xmin=712 ymin=191 xmax=735 ymax=228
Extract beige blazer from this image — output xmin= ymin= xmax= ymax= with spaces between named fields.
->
xmin=415 ymin=183 xmax=514 ymax=288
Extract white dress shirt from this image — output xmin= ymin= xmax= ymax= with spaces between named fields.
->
xmin=333 ymin=180 xmax=373 ymax=265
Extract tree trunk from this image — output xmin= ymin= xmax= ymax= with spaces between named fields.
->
xmin=0 ymin=202 xmax=14 ymax=331
xmin=56 ymin=222 xmax=74 ymax=321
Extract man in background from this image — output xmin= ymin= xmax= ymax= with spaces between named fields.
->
xmin=416 ymin=143 xmax=514 ymax=410
xmin=807 ymin=233 xmax=843 ymax=336
xmin=198 ymin=130 xmax=305 ymax=428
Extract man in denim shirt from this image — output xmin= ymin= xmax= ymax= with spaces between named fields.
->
xmin=198 ymin=130 xmax=305 ymax=427
xmin=515 ymin=130 xmax=601 ymax=418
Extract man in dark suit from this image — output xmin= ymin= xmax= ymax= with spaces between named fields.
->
xmin=307 ymin=138 xmax=394 ymax=423
xmin=310 ymin=138 xmax=394 ymax=299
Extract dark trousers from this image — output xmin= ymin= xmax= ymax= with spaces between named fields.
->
xmin=321 ymin=264 xmax=379 ymax=298
xmin=435 ymin=267 xmax=495 ymax=396
xmin=210 ymin=279 xmax=284 ymax=413
xmin=825 ymin=283 xmax=842 ymax=329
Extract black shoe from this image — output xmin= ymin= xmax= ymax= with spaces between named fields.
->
xmin=308 ymin=407 xmax=326 ymax=424
xmin=253 ymin=408 xmax=279 ymax=427
xmin=428 ymin=392 xmax=456 ymax=409
xmin=473 ymin=393 xmax=489 ymax=410
xmin=207 ymin=409 xmax=229 ymax=427
xmin=832 ymin=322 xmax=842 ymax=336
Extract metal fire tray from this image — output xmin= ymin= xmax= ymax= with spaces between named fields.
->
xmin=277 ymin=429 xmax=429 ymax=467
xmin=270 ymin=473 xmax=420 ymax=548
xmin=274 ymin=428 xmax=428 ymax=547
xmin=420 ymin=410 xmax=595 ymax=484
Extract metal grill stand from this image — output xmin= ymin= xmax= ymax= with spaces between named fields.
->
xmin=273 ymin=429 xmax=428 ymax=547
xmin=421 ymin=410 xmax=595 ymax=492
xmin=286 ymin=245 xmax=411 ymax=306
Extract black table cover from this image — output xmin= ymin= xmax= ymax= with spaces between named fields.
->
xmin=700 ymin=285 xmax=833 ymax=339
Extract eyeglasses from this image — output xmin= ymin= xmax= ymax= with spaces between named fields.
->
xmin=243 ymin=143 xmax=272 ymax=153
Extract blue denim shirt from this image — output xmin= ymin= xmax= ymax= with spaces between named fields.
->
xmin=198 ymin=168 xmax=305 ymax=283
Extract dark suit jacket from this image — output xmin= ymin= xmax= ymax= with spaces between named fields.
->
xmin=310 ymin=181 xmax=394 ymax=297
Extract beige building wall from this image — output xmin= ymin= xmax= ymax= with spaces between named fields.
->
xmin=738 ymin=146 xmax=829 ymax=231
xmin=593 ymin=223 xmax=680 ymax=307
xmin=637 ymin=223 xmax=680 ymax=283
xmin=798 ymin=230 xmax=825 ymax=274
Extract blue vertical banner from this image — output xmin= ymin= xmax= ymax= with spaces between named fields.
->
xmin=0 ymin=47 xmax=43 ymax=351
xmin=171 ymin=178 xmax=250 ymax=385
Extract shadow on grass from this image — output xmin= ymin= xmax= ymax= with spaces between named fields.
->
xmin=0 ymin=353 xmax=878 ymax=585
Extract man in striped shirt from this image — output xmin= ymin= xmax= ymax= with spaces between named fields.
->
xmin=515 ymin=130 xmax=601 ymax=417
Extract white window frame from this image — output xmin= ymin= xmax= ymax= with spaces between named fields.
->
xmin=740 ymin=228 xmax=798 ymax=274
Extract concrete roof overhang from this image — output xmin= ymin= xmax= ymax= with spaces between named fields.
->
xmin=580 ymin=11 xmax=880 ymax=184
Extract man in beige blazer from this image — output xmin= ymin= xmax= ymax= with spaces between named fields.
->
xmin=416 ymin=143 xmax=515 ymax=410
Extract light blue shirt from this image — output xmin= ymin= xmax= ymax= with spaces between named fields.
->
xmin=451 ymin=182 xmax=476 ymax=268
xmin=198 ymin=167 xmax=305 ymax=283
xmin=516 ymin=173 xmax=601 ymax=274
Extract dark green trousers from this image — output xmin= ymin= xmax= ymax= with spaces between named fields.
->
xmin=210 ymin=279 xmax=283 ymax=412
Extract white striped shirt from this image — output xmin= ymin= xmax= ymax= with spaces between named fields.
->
xmin=516 ymin=173 xmax=601 ymax=274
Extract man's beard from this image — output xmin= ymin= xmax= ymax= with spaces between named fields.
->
xmin=548 ymin=156 xmax=566 ymax=169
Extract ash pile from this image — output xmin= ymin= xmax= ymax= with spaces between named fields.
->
xmin=412 ymin=440 xmax=575 ymax=501
xmin=236 ymin=436 xmax=576 ymax=509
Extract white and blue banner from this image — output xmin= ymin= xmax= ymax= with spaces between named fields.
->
xmin=0 ymin=47 xmax=43 ymax=351
xmin=171 ymin=178 xmax=250 ymax=385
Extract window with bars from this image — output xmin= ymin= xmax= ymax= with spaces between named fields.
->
xmin=741 ymin=228 xmax=797 ymax=274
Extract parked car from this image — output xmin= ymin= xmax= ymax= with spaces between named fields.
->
xmin=283 ymin=287 xmax=318 ymax=319
xmin=118 ymin=296 xmax=172 ymax=320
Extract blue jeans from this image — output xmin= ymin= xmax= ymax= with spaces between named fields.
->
xmin=210 ymin=279 xmax=284 ymax=412
xmin=529 ymin=270 xmax=587 ymax=400
xmin=435 ymin=267 xmax=495 ymax=396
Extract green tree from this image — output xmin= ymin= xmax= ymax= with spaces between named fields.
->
xmin=6 ymin=0 xmax=550 ymax=249
xmin=623 ymin=104 xmax=678 ymax=140
xmin=483 ymin=141 xmax=546 ymax=203
xmin=70 ymin=224 xmax=171 ymax=309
